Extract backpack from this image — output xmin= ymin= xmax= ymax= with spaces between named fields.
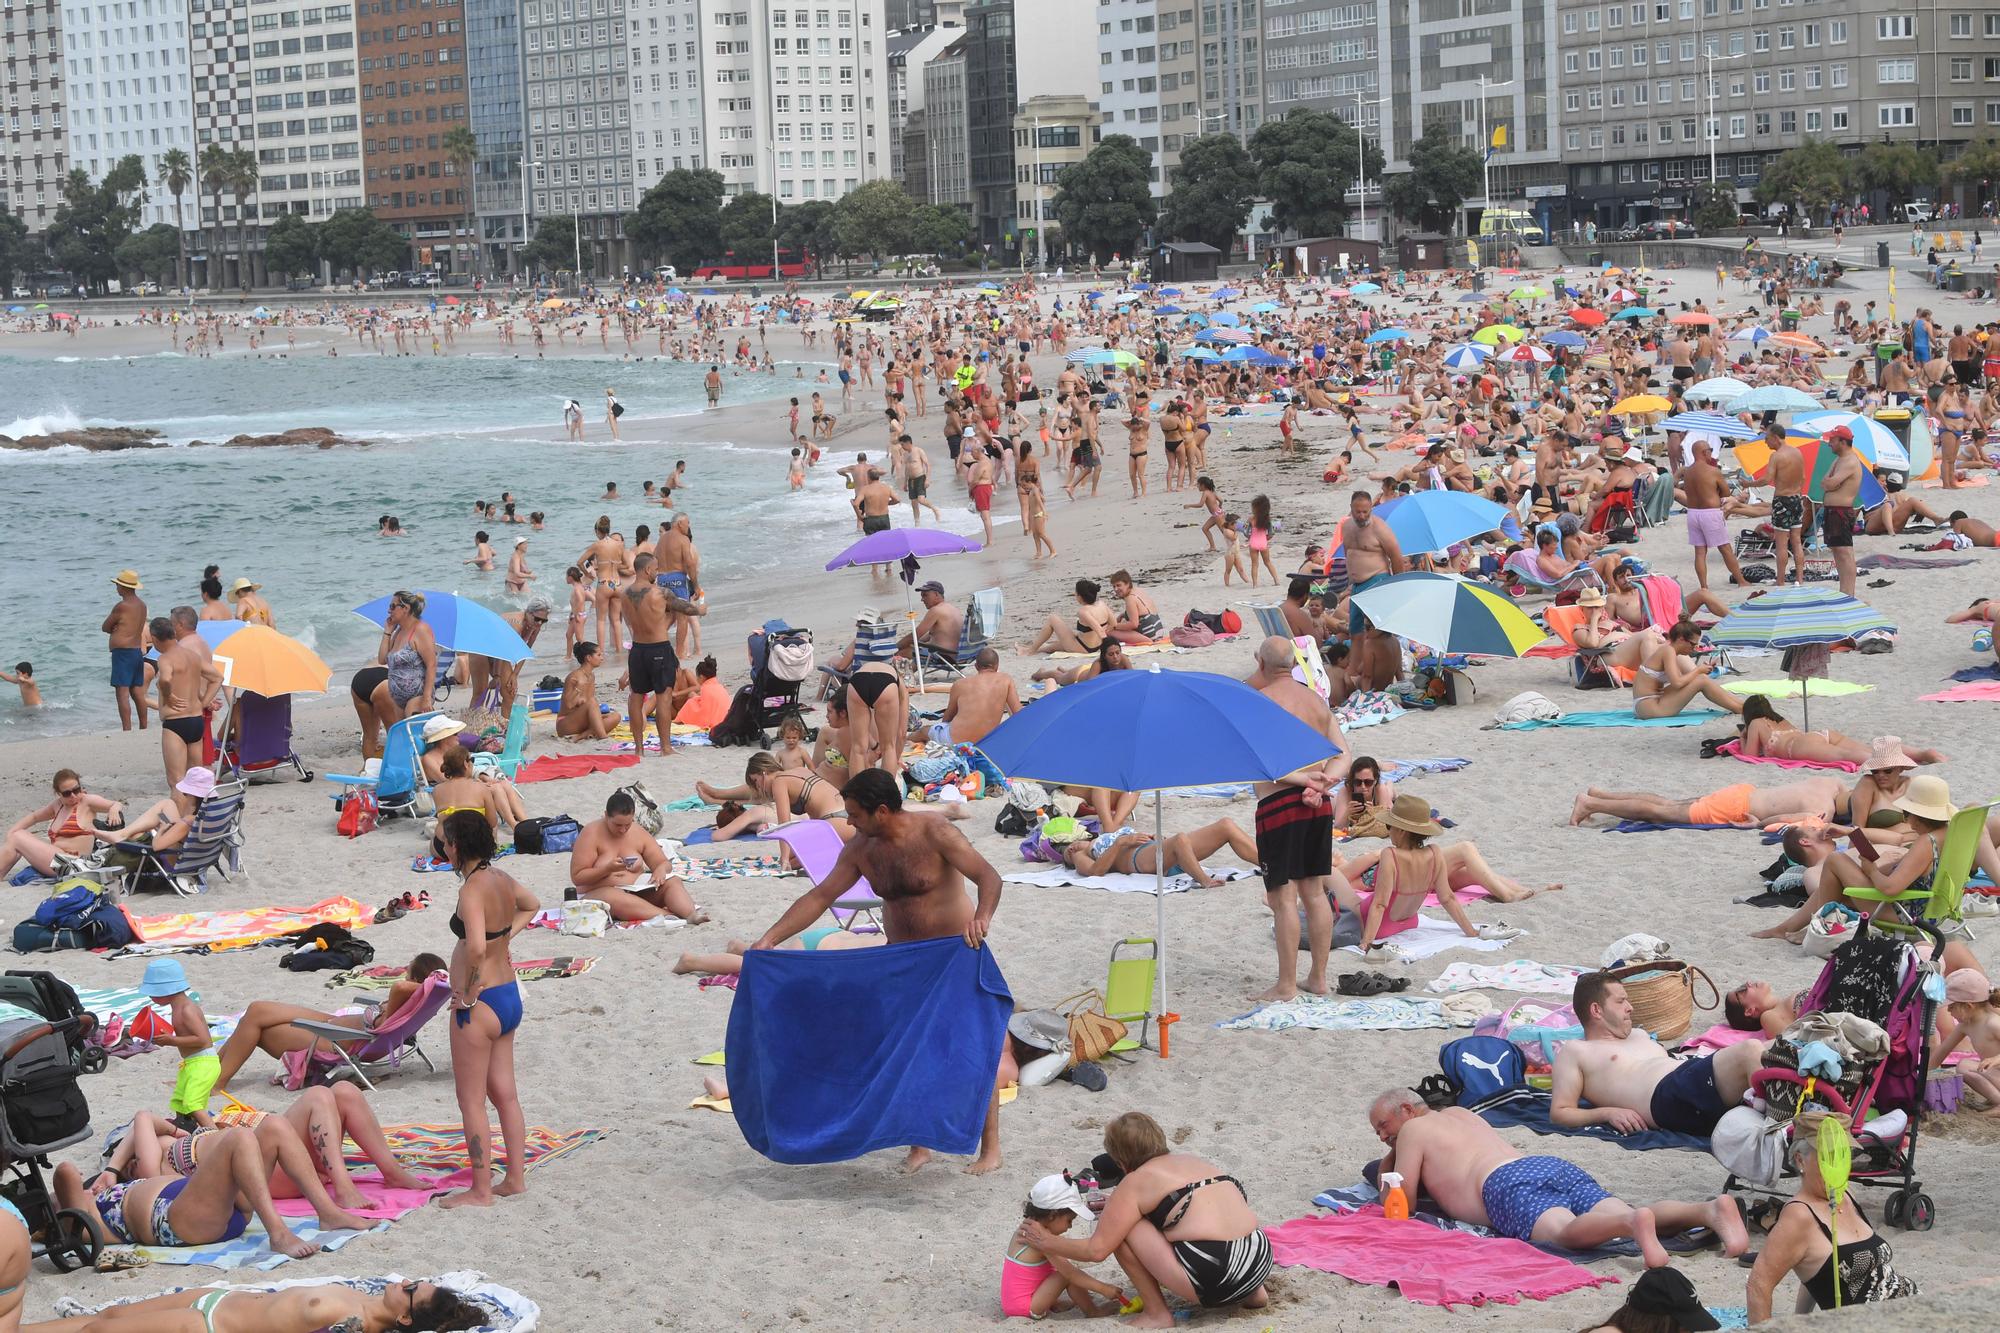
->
xmin=279 ymin=923 xmax=377 ymax=972
xmin=616 ymin=783 xmax=664 ymax=835
xmin=1219 ymin=609 xmax=1243 ymax=635
xmin=707 ymin=683 xmax=767 ymax=748
xmin=12 ymin=880 xmax=135 ymax=952
xmin=1419 ymin=1036 xmax=1531 ymax=1112
xmin=514 ymin=815 xmax=580 ymax=855
xmin=1183 ymin=609 xmax=1226 ymax=634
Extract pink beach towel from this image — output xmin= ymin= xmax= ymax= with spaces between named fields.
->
xmin=1265 ymin=1211 xmax=1618 ymax=1307
xmin=1679 ymin=1023 xmax=1768 ymax=1053
xmin=271 ymin=1173 xmax=447 ymax=1222
xmin=1920 ymin=681 xmax=2000 ymax=704
xmin=1717 ymin=738 xmax=1859 ymax=773
xmin=514 ymin=753 xmax=642 ymax=783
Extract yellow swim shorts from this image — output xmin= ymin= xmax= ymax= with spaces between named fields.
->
xmin=171 ymin=1051 xmax=221 ymax=1116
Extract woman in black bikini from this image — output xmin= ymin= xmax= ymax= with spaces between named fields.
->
xmin=742 ymin=751 xmax=849 ymax=823
xmin=1745 ymin=1112 xmax=1918 ymax=1320
xmin=843 ymin=661 xmax=906 ymax=781
xmin=1016 ymin=1111 xmax=1270 ymax=1326
xmin=1019 ymin=579 xmax=1115 ymax=655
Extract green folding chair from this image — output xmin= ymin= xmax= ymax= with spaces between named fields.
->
xmin=1842 ymin=801 xmax=1995 ymax=936
xmin=1105 ymin=937 xmax=1158 ymax=1056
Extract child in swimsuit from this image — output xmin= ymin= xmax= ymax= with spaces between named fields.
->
xmin=1001 ymin=1174 xmax=1128 ymax=1319
xmin=143 ymin=960 xmax=219 ymax=1126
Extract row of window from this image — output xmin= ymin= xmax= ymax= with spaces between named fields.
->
xmin=1566 ymin=65 xmax=1847 ymax=109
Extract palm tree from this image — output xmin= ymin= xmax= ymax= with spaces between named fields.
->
xmin=199 ymin=144 xmax=230 ymax=288
xmin=162 ymin=148 xmax=192 ymax=290
xmin=228 ymin=147 xmax=259 ymax=290
xmin=443 ymin=125 xmax=479 ymax=277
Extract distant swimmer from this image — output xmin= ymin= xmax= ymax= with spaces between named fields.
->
xmin=466 ymin=530 xmax=496 ymax=571
xmin=506 ymin=537 xmax=535 ymax=593
xmin=0 ymin=662 xmax=40 ymax=707
xmin=601 ymin=482 xmax=620 ymax=501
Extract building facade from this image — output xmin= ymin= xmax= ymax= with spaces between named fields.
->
xmin=2 ymin=0 xmax=68 ymax=233
xmin=246 ymin=2 xmax=364 ymax=227
xmin=918 ymin=32 xmax=967 ymax=205
xmin=358 ymin=0 xmax=467 ymax=269
xmin=1010 ymin=91 xmax=1093 ymax=259
xmin=1093 ymin=0 xmax=1205 ymax=196
xmin=465 ymin=0 xmax=524 ymax=273
xmin=886 ymin=19 xmax=958 ymax=191
xmin=963 ymin=0 xmax=1096 ymax=248
xmin=61 ymin=0 xmax=196 ymax=231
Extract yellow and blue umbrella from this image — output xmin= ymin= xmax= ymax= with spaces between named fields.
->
xmin=1350 ymin=573 xmax=1546 ymax=657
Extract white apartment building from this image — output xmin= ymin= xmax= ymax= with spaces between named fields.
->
xmin=61 ymin=0 xmax=196 ymax=230
xmin=246 ymin=0 xmax=362 ymax=221
xmin=627 ymin=0 xmax=699 ymax=191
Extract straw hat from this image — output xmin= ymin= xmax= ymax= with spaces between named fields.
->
xmin=1577 ymin=587 xmax=1607 ymax=607
xmin=112 ymin=570 xmax=143 ymax=590
xmin=1860 ymin=737 xmax=1916 ymax=774
xmin=228 ymin=578 xmax=262 ymax=596
xmin=421 ymin=716 xmax=467 ymax=746
xmin=1380 ymin=793 xmax=1444 ymax=837
xmin=1893 ymin=774 xmax=1955 ymax=823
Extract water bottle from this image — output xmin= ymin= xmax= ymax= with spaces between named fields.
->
xmin=1380 ymin=1171 xmax=1410 ymax=1220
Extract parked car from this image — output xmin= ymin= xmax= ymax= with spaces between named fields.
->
xmin=285 ymin=276 xmax=317 ymax=291
xmin=44 ymin=283 xmax=71 ymax=298
xmin=132 ymin=280 xmax=162 ymax=296
xmin=1897 ymin=201 xmax=1936 ymax=224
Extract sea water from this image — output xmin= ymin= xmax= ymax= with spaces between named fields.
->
xmin=0 ymin=350 xmax=874 ymax=738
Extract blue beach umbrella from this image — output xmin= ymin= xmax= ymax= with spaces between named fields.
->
xmin=351 ymin=591 xmax=533 ymax=662
xmin=1181 ymin=346 xmax=1224 ymax=361
xmin=1350 ymin=281 xmax=1381 ymax=294
xmin=1365 ymin=328 xmax=1413 ymax=344
xmin=1251 ymin=301 xmax=1280 ymax=313
xmin=1458 ymin=292 xmax=1490 ymax=303
xmin=1212 ymin=286 xmax=1243 ymax=300
xmin=1374 ymin=491 xmax=1521 ymax=553
xmin=1794 ymin=410 xmax=1911 ymax=470
xmin=1611 ymin=306 xmax=1657 ymax=320
xmin=1727 ymin=326 xmax=1771 ymax=345
xmin=1541 ymin=330 xmax=1588 ymax=349
xmin=1181 ymin=312 xmax=1210 ymax=328
xmin=975 ymin=665 xmax=1340 ymax=1028
xmin=6 ymin=305 xmax=23 ymax=314
xmin=1208 ymin=310 xmax=1243 ymax=327
xmin=1222 ymin=346 xmax=1291 ymax=367
xmin=1156 ymin=304 xmax=1184 ymax=315
xmin=1160 ymin=287 xmax=1181 ymax=295
xmin=1441 ymin=344 xmax=1491 ymax=372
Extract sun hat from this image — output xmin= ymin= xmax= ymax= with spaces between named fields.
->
xmin=113 ymin=570 xmax=143 ymax=590
xmin=1622 ymin=1268 xmax=1720 ymax=1332
xmin=1892 ymin=774 xmax=1956 ymax=823
xmin=1028 ymin=1173 xmax=1095 ymax=1223
xmin=1380 ymin=793 xmax=1444 ymax=837
xmin=1945 ymin=968 xmax=1993 ymax=1006
xmin=1860 ymin=737 xmax=1917 ymax=773
xmin=855 ymin=607 xmax=881 ymax=626
xmin=228 ymin=578 xmax=262 ymax=596
xmin=1577 ymin=587 xmax=1607 ymax=607
xmin=175 ymin=767 xmax=216 ymax=799
xmin=141 ymin=958 xmax=191 ymax=999
xmin=421 ymin=716 xmax=467 ymax=746
xmin=515 ymin=536 xmax=530 ymax=546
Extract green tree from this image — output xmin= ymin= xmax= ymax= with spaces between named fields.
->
xmin=1947 ymin=136 xmax=2000 ymax=187
xmin=317 ymin=207 xmax=407 ymax=277
xmin=1851 ymin=142 xmax=1939 ymax=200
xmin=1249 ymin=110 xmax=1383 ymax=238
xmin=519 ymin=215 xmax=578 ymax=275
xmin=1380 ymin=128 xmax=1482 ymax=234
xmin=832 ymin=179 xmax=918 ymax=261
xmin=777 ymin=199 xmax=838 ymax=275
xmin=199 ymin=144 xmax=231 ymax=287
xmin=1690 ymin=181 xmax=1741 ymax=233
xmin=0 ymin=208 xmax=34 ymax=295
xmin=718 ymin=190 xmax=779 ymax=263
xmin=226 ymin=147 xmax=259 ymax=289
xmin=45 ymin=155 xmax=149 ymax=290
xmin=1755 ymin=140 xmax=1851 ymax=211
xmin=1050 ymin=135 xmax=1155 ymax=262
xmin=114 ymin=223 xmax=182 ymax=283
xmin=627 ymin=167 xmax=725 ymax=273
xmin=263 ymin=213 xmax=319 ymax=279
xmin=910 ymin=203 xmax=971 ymax=257
xmin=160 ymin=148 xmax=193 ymax=289
xmin=443 ymin=125 xmax=479 ymax=276
xmin=1158 ymin=133 xmax=1258 ymax=252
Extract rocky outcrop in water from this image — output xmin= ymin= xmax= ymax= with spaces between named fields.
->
xmin=204 ymin=427 xmax=370 ymax=449
xmin=0 ymin=425 xmax=370 ymax=451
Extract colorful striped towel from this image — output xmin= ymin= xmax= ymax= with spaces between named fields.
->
xmin=340 ymin=1123 xmax=606 ymax=1178
xmin=0 ymin=985 xmax=184 ymax=1028
xmin=1500 ymin=708 xmax=1721 ymax=730
xmin=669 ymin=854 xmax=789 ymax=880
xmin=53 ymin=1270 xmax=540 ymax=1330
xmin=116 ymin=1217 xmax=386 ymax=1271
xmin=122 ymin=897 xmax=372 ymax=954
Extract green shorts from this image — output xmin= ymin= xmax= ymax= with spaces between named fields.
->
xmin=172 ymin=1052 xmax=221 ymax=1116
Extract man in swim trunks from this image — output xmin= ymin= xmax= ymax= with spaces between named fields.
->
xmin=897 ymin=432 xmax=941 ymax=523
xmin=1763 ymin=421 xmax=1808 ymax=586
xmin=1367 ymin=1089 xmax=1747 ymax=1267
xmin=570 ymin=788 xmax=708 ymax=923
xmin=104 ymin=569 xmax=149 ymax=731
xmin=854 ymin=466 xmax=901 ymax=539
xmin=154 ymin=614 xmax=222 ymax=790
xmin=654 ymin=513 xmax=703 ymax=657
xmin=1567 ymin=775 xmax=1846 ymax=828
xmin=1819 ymin=424 xmax=1862 ymax=597
xmin=1679 ymin=438 xmax=1743 ymax=616
xmin=1337 ymin=491 xmax=1408 ymax=636
xmin=1551 ymin=972 xmax=1769 ymax=1140
xmin=909 ymin=647 xmax=1019 ymax=746
xmin=1247 ymin=637 xmax=1343 ymax=1003
xmin=967 ymin=445 xmax=997 ymax=544
xmin=620 ymin=553 xmax=705 ymax=760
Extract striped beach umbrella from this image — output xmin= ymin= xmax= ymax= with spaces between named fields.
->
xmin=1793 ymin=411 xmax=1910 ymax=470
xmin=1709 ymin=586 xmax=1895 ymax=648
xmin=1441 ymin=344 xmax=1491 ymax=371
xmin=1685 ymin=376 xmax=1751 ymax=404
xmin=1661 ymin=410 xmax=1761 ymax=440
xmin=1726 ymin=385 xmax=1820 ymax=414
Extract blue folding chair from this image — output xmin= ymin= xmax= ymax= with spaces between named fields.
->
xmin=322 ymin=711 xmax=439 ymax=818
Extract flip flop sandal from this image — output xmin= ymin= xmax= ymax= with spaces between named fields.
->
xmin=1374 ymin=973 xmax=1410 ymax=993
xmin=95 ymin=1248 xmax=151 ymax=1272
xmin=373 ymin=899 xmax=409 ymax=925
xmin=1867 ymin=578 xmax=1894 ymax=589
xmin=1335 ymin=972 xmax=1370 ymax=996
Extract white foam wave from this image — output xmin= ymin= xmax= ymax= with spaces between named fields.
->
xmin=0 ymin=407 xmax=85 ymax=437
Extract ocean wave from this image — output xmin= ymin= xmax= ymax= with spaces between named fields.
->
xmin=0 ymin=406 xmax=86 ymax=437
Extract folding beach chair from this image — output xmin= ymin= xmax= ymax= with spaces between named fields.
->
xmin=1105 ymin=937 xmax=1159 ymax=1055
xmin=1842 ymin=802 xmax=1996 ymax=934
xmin=817 ymin=621 xmax=898 ymax=700
xmin=322 ymin=711 xmax=439 ymax=820
xmin=218 ymin=690 xmax=312 ymax=783
xmin=1246 ymin=604 xmax=1288 ymax=640
xmin=921 ymin=587 xmax=1005 ymax=680
xmin=1636 ymin=474 xmax=1676 ymax=528
xmin=105 ymin=777 xmax=248 ymax=896
xmin=762 ymin=820 xmax=883 ymax=932
xmin=474 ymin=702 xmax=531 ymax=782
xmin=1500 ymin=548 xmax=1602 ymax=599
xmin=1541 ymin=604 xmax=1627 ymax=689
xmin=430 ymin=648 xmax=458 ymax=706
xmin=289 ymin=971 xmax=452 ymax=1092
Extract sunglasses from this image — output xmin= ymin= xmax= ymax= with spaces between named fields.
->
xmin=1350 ymin=777 xmax=1376 ymax=787
xmin=59 ymin=786 xmax=83 ymax=797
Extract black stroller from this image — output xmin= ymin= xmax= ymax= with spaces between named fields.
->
xmin=747 ymin=621 xmax=815 ymax=732
xmin=0 ymin=971 xmax=107 ymax=1271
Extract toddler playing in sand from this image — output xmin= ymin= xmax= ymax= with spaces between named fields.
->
xmin=1002 ymin=1174 xmax=1130 ymax=1320
xmin=1938 ymin=969 xmax=2000 ymax=1114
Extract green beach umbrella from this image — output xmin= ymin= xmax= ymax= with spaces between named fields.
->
xmin=1470 ymin=323 xmax=1525 ymax=346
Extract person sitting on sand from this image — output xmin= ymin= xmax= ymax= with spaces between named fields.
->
xmin=1577 ymin=1267 xmax=1727 ymax=1333
xmin=1736 ymin=697 xmax=1946 ymax=768
xmin=1348 ymin=796 xmax=1524 ymax=952
xmin=1053 ymin=818 xmax=1259 ymax=889
xmin=673 ymin=928 xmax=884 ymax=977
xmin=1633 ymin=621 xmax=1744 ymax=719
xmin=0 ymin=769 xmax=123 ymax=881
xmin=430 ymin=747 xmax=526 ymax=837
xmin=1329 ymin=756 xmax=1395 ymax=837
xmin=211 ymin=955 xmax=446 ymax=1090
xmin=909 ymin=648 xmax=1020 ymax=746
xmin=1569 ymin=775 xmax=1848 ymax=829
xmin=568 ymin=789 xmax=707 ymax=922
xmin=556 ymin=642 xmax=622 ymax=739
xmin=1551 ymin=972 xmax=1769 ymax=1140
xmin=1748 ymin=774 xmax=1956 ymax=941
xmin=1105 ymin=571 xmax=1166 ymax=645
xmin=1014 ymin=1111 xmax=1269 ymax=1327
xmin=23 ymin=1277 xmax=480 ymax=1331
xmin=1019 ymin=580 xmax=1116 ymax=655
xmin=1367 ymin=1088 xmax=1748 ymax=1267
xmin=54 ymin=1125 xmax=325 ymax=1259
xmin=1932 ymin=969 xmax=2000 ymax=1113
xmin=1002 ymin=1174 xmax=1133 ymax=1320
xmin=1743 ymin=1112 xmax=1918 ymax=1321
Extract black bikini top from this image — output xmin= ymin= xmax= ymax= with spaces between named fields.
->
xmin=449 ymin=913 xmax=508 ymax=941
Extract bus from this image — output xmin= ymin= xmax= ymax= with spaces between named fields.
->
xmin=692 ymin=249 xmax=810 ymax=280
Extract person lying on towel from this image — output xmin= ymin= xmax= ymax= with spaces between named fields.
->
xmin=21 ymin=1278 xmax=482 ymax=1332
xmin=1367 ymin=1088 xmax=1748 ymax=1267
xmin=1567 ymin=775 xmax=1847 ymax=829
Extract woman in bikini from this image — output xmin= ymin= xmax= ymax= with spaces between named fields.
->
xmin=1738 ymin=697 xmax=1946 ymax=769
xmin=1350 ymin=796 xmax=1493 ymax=953
xmin=1055 ymin=818 xmax=1259 ymax=889
xmin=438 ymin=811 xmax=538 ymax=1209
xmin=1744 ymin=1112 xmax=1918 ymax=1322
xmin=1019 ymin=579 xmax=1116 ymax=655
xmin=1016 ymin=1110 xmax=1270 ymax=1327
xmin=577 ymin=517 xmax=626 ymax=658
xmin=52 ymin=1125 xmax=321 ymax=1261
xmin=843 ymin=659 xmax=906 ymax=781
xmin=0 ymin=769 xmax=122 ymax=881
xmin=431 ymin=746 xmax=527 ymax=834
xmin=1936 ymin=377 xmax=1971 ymax=488
xmin=1632 ymin=620 xmax=1745 ymax=719
xmin=26 ymin=1278 xmax=476 ymax=1332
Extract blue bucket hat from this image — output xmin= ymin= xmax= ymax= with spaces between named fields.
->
xmin=141 ymin=958 xmax=190 ymax=999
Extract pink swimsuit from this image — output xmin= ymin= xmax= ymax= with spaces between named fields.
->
xmin=1002 ymin=1248 xmax=1054 ymax=1317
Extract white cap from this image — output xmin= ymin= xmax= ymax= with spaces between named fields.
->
xmin=1028 ymin=1173 xmax=1094 ymax=1223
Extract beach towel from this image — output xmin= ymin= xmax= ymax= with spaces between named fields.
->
xmin=109 ymin=1216 xmax=386 ymax=1271
xmin=0 ymin=984 xmax=187 ymax=1028
xmin=1500 ymin=708 xmax=1720 ymax=730
xmin=409 ymin=848 xmax=516 ymax=873
xmin=1001 ymin=866 xmax=1253 ymax=895
xmin=1724 ymin=678 xmax=1874 ymax=699
xmin=1681 ymin=1023 xmax=1768 ymax=1053
xmin=1310 ymin=1183 xmax=1711 ymax=1263
xmin=668 ymin=853 xmax=789 ymax=879
xmin=1218 ymin=994 xmax=1491 ymax=1034
xmin=675 ymin=677 xmax=731 ymax=728
xmin=1717 ymin=737 xmax=1858 ymax=773
xmin=725 ymin=938 xmax=1011 ymax=1165
xmin=338 ymin=1124 xmax=605 ymax=1179
xmin=1479 ymin=1092 xmax=1712 ymax=1152
xmin=1163 ymin=783 xmax=1255 ymax=798
xmin=1920 ymin=681 xmax=2000 ymax=703
xmin=51 ymin=1271 xmax=540 ymax=1331
xmin=116 ymin=897 xmax=372 ymax=956
xmin=1049 ymin=641 xmax=1180 ymax=659
xmin=1265 ymin=1212 xmax=1618 ymax=1306
xmin=1340 ymin=914 xmax=1510 ymax=961
xmin=665 ymin=794 xmax=719 ymax=812
xmin=1859 ymin=553 xmax=1978 ymax=570
xmin=1427 ymin=960 xmax=1587 ymax=995
xmin=326 ymin=957 xmax=596 ymax=991
xmin=1946 ymin=663 xmax=2000 ymax=683
xmin=1336 ymin=690 xmax=1406 ymax=730
xmin=513 ymin=753 xmax=641 ymax=783
xmin=1604 ymin=819 xmax=1765 ymax=834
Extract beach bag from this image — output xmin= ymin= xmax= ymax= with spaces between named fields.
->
xmin=611 ymin=400 xmax=625 ymax=418
xmin=1054 ymin=990 xmax=1127 ymax=1068
xmin=1804 ymin=903 xmax=1865 ymax=959
xmin=1605 ymin=960 xmax=1716 ymax=1042
xmin=1427 ymin=1035 xmax=1529 ymax=1111
xmin=514 ymin=815 xmax=579 ymax=855
xmin=336 ymin=789 xmax=379 ymax=839
xmin=13 ymin=880 xmax=134 ymax=952
xmin=707 ymin=684 xmax=766 ymax=748
xmin=1219 ymin=609 xmax=1243 ymax=635
xmin=617 ymin=783 xmax=665 ymax=835
xmin=1572 ymin=654 xmax=1617 ymax=691
xmin=558 ymin=898 xmax=610 ymax=937
xmin=1183 ymin=609 xmax=1226 ymax=635
xmin=1169 ymin=622 xmax=1216 ymax=648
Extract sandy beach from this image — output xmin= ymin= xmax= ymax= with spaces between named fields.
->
xmin=4 ymin=248 xmax=2000 ymax=1329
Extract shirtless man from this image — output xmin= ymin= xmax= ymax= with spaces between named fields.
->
xmin=1568 ymin=774 xmax=1847 ymax=828
xmin=751 ymin=769 xmax=1005 ymax=1175
xmin=22 ymin=1276 xmax=473 ymax=1332
xmin=1815 ymin=425 xmax=1863 ymax=596
xmin=910 ymin=648 xmax=1019 ymax=746
xmin=1552 ymin=972 xmax=1769 ymax=1141
xmin=1366 ymin=1089 xmax=1746 ymax=1268
xmin=1764 ymin=421 xmax=1808 ymax=586
xmin=1679 ymin=438 xmax=1744 ymax=615
xmin=897 ymin=433 xmax=941 ymax=523
xmin=705 ymin=365 xmax=723 ymax=406
xmin=1246 ymin=636 xmax=1343 ymax=1002
xmin=103 ymin=570 xmax=149 ymax=730
xmin=1337 ymin=491 xmax=1409 ymax=638
xmin=653 ymin=514 xmax=702 ymax=656
xmin=1949 ymin=510 xmax=1998 ymax=547
xmin=568 ymin=789 xmax=706 ymax=922
xmin=854 ymin=467 xmax=901 ymax=538
xmin=556 ymin=641 xmax=622 ymax=739
xmin=620 ymin=552 xmax=705 ymax=758
xmin=899 ymin=580 xmax=964 ymax=666
xmin=154 ymin=615 xmax=222 ymax=790
xmin=967 ymin=446 xmax=997 ymax=544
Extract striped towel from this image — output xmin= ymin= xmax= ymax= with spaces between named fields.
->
xmin=342 ymin=1124 xmax=606 ymax=1178
xmin=325 ymin=957 xmax=597 ymax=991
xmin=120 ymin=897 xmax=372 ymax=954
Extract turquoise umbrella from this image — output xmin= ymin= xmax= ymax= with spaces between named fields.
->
xmin=1708 ymin=586 xmax=1895 ymax=725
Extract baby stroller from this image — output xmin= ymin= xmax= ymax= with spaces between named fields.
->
xmin=0 ymin=971 xmax=107 ymax=1271
xmin=747 ymin=620 xmax=814 ymax=732
xmin=1719 ymin=919 xmax=1941 ymax=1233
xmin=218 ymin=689 xmax=314 ymax=783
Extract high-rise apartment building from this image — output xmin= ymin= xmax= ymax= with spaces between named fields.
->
xmin=245 ymin=3 xmax=365 ymax=227
xmin=2 ymin=0 xmax=69 ymax=232
xmin=917 ymin=31 xmax=967 ymax=205
xmin=61 ymin=0 xmax=196 ymax=231
xmin=963 ymin=0 xmax=1096 ymax=248
xmin=1093 ymin=1 xmax=1204 ymax=196
xmin=358 ymin=0 xmax=469 ymax=270
xmin=886 ymin=19 xmax=959 ymax=192
xmin=465 ymin=0 xmax=525 ymax=272
xmin=521 ymin=0 xmax=631 ymax=275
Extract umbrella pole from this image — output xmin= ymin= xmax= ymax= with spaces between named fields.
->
xmin=1154 ymin=789 xmax=1168 ymax=1055
xmin=907 ymin=583 xmax=925 ymax=695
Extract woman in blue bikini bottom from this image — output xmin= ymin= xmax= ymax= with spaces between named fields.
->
xmin=52 ymin=1125 xmax=323 ymax=1259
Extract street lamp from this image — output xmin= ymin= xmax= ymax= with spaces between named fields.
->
xmin=1703 ymin=48 xmax=1744 ymax=195
xmin=519 ymin=155 xmax=541 ymax=280
xmin=1475 ymin=75 xmax=1515 ymax=217
xmin=768 ymin=142 xmax=782 ymax=283
xmin=1350 ymin=90 xmax=1387 ymax=243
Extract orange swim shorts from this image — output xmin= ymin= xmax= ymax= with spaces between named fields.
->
xmin=1688 ymin=783 xmax=1754 ymax=826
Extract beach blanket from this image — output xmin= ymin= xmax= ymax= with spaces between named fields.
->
xmin=681 ymin=825 xmax=758 ymax=845
xmin=605 ymin=733 xmax=713 ymax=753
xmin=1500 ymin=708 xmax=1720 ymax=730
xmin=1217 ymin=994 xmax=1490 ymax=1034
xmin=1001 ymin=866 xmax=1253 ymax=895
xmin=666 ymin=795 xmax=719 ymax=812
xmin=1946 ymin=663 xmax=2000 ymax=683
xmin=51 ymin=1271 xmax=539 ymax=1332
xmin=1480 ymin=1092 xmax=1711 ymax=1152
xmin=1723 ymin=678 xmax=1874 ymax=699
xmin=668 ymin=854 xmax=789 ymax=879
xmin=1717 ymin=737 xmax=1858 ymax=773
xmin=0 ymin=984 xmax=185 ymax=1028
xmin=725 ymin=938 xmax=1011 ymax=1165
xmin=1921 ymin=681 xmax=2000 ymax=703
xmin=1336 ymin=690 xmax=1406 ymax=730
xmin=117 ymin=897 xmax=372 ymax=956
xmin=1427 ymin=960 xmax=1587 ymax=995
xmin=1340 ymin=914 xmax=1509 ymax=960
xmin=1266 ymin=1212 xmax=1618 ymax=1305
xmin=114 ymin=1216 xmax=385 ymax=1271
xmin=1859 ymin=553 xmax=1978 ymax=570
xmin=1310 ymin=1184 xmax=1710 ymax=1263
xmin=1605 ymin=819 xmax=1764 ymax=834
xmin=1163 ymin=783 xmax=1255 ymax=799
xmin=326 ymin=957 xmax=596 ymax=991
xmin=338 ymin=1124 xmax=605 ymax=1179
xmin=514 ymin=753 xmax=641 ymax=783
xmin=1048 ymin=641 xmax=1179 ymax=659
xmin=1681 ymin=1023 xmax=1767 ymax=1053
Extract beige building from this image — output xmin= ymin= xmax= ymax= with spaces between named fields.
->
xmin=1011 ymin=92 xmax=1095 ymax=263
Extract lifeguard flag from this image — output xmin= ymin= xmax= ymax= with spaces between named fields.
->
xmin=1486 ymin=124 xmax=1507 ymax=161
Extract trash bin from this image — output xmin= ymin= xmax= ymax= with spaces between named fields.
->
xmin=1781 ymin=309 xmax=1800 ymax=331
xmin=1945 ymin=270 xmax=1969 ymax=293
xmin=1876 ymin=241 xmax=1891 ymax=268
xmin=1875 ymin=341 xmax=1903 ymax=372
